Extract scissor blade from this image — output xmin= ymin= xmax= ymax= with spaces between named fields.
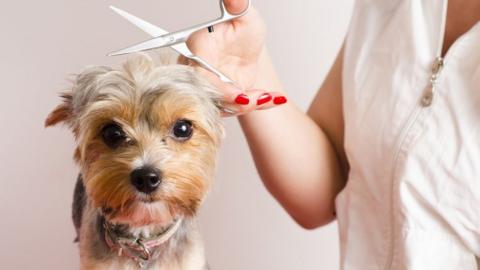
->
xmin=108 ymin=6 xmax=173 ymax=56
xmin=109 ymin=6 xmax=168 ymax=37
xmin=108 ymin=36 xmax=170 ymax=56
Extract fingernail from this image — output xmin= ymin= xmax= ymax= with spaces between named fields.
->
xmin=256 ymin=93 xmax=272 ymax=105
xmin=235 ymin=94 xmax=250 ymax=105
xmin=273 ymin=96 xmax=287 ymax=105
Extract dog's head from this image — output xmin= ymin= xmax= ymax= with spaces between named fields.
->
xmin=46 ymin=54 xmax=223 ymax=227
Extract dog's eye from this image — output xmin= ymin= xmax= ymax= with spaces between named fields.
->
xmin=101 ymin=123 xmax=126 ymax=148
xmin=172 ymin=120 xmax=193 ymax=140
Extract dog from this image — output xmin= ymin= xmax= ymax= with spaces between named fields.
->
xmin=45 ymin=53 xmax=224 ymax=269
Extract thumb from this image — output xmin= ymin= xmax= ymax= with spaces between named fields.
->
xmin=223 ymin=0 xmax=249 ymax=15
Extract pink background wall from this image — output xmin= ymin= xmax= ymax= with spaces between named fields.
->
xmin=0 ymin=0 xmax=352 ymax=269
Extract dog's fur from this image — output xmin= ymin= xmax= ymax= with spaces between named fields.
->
xmin=46 ymin=54 xmax=223 ymax=270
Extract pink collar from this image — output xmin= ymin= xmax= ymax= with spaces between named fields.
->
xmin=103 ymin=219 xmax=183 ymax=268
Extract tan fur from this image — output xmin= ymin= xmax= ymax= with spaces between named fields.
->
xmin=47 ymin=53 xmax=222 ymax=269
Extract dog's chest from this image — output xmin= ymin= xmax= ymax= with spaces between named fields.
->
xmin=95 ymin=256 xmax=207 ymax=270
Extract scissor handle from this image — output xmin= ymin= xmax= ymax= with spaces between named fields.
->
xmin=158 ymin=0 xmax=251 ymax=46
xmin=219 ymin=0 xmax=251 ymax=20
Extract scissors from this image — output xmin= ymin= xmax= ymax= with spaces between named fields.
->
xmin=108 ymin=0 xmax=251 ymax=86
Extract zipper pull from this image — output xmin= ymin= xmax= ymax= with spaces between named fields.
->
xmin=421 ymin=57 xmax=444 ymax=107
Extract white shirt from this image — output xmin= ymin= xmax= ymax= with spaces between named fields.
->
xmin=336 ymin=0 xmax=480 ymax=269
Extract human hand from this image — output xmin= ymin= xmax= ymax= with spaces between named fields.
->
xmin=179 ymin=0 xmax=287 ymax=116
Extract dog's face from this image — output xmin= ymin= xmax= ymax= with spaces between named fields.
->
xmin=46 ymin=55 xmax=223 ymax=227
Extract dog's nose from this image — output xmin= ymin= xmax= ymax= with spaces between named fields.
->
xmin=130 ymin=167 xmax=161 ymax=194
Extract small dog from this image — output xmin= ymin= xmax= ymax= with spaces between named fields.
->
xmin=46 ymin=54 xmax=224 ymax=270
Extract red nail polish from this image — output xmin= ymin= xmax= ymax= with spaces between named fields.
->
xmin=273 ymin=96 xmax=287 ymax=105
xmin=235 ymin=94 xmax=250 ymax=105
xmin=257 ymin=93 xmax=272 ymax=105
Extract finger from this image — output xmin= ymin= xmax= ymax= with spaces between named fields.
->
xmin=219 ymin=91 xmax=288 ymax=117
xmin=244 ymin=90 xmax=288 ymax=110
xmin=223 ymin=0 xmax=250 ymax=15
xmin=219 ymin=89 xmax=263 ymax=117
xmin=230 ymin=89 xmax=266 ymax=110
xmin=220 ymin=90 xmax=271 ymax=115
xmin=256 ymin=92 xmax=288 ymax=110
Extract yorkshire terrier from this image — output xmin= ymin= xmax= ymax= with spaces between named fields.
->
xmin=46 ymin=54 xmax=224 ymax=270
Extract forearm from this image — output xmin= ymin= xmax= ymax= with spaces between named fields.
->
xmin=238 ymin=48 xmax=344 ymax=228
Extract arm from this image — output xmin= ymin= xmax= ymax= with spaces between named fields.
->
xmin=239 ymin=46 xmax=348 ymax=229
xmin=186 ymin=0 xmax=349 ymax=229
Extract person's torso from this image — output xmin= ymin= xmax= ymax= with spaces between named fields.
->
xmin=337 ymin=0 xmax=480 ymax=269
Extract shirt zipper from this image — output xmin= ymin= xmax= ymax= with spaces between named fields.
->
xmin=384 ymin=1 xmax=449 ymax=269
xmin=384 ymin=58 xmax=445 ymax=270
xmin=420 ymin=57 xmax=445 ymax=107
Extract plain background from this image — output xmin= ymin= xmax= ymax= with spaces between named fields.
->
xmin=0 ymin=0 xmax=353 ymax=269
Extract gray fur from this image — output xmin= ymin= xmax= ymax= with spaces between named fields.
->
xmin=65 ymin=55 xmax=222 ymax=133
xmin=72 ymin=175 xmax=86 ymax=242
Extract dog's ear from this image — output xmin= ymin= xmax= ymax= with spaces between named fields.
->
xmin=45 ymin=65 xmax=113 ymax=128
xmin=45 ymin=93 xmax=73 ymax=127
